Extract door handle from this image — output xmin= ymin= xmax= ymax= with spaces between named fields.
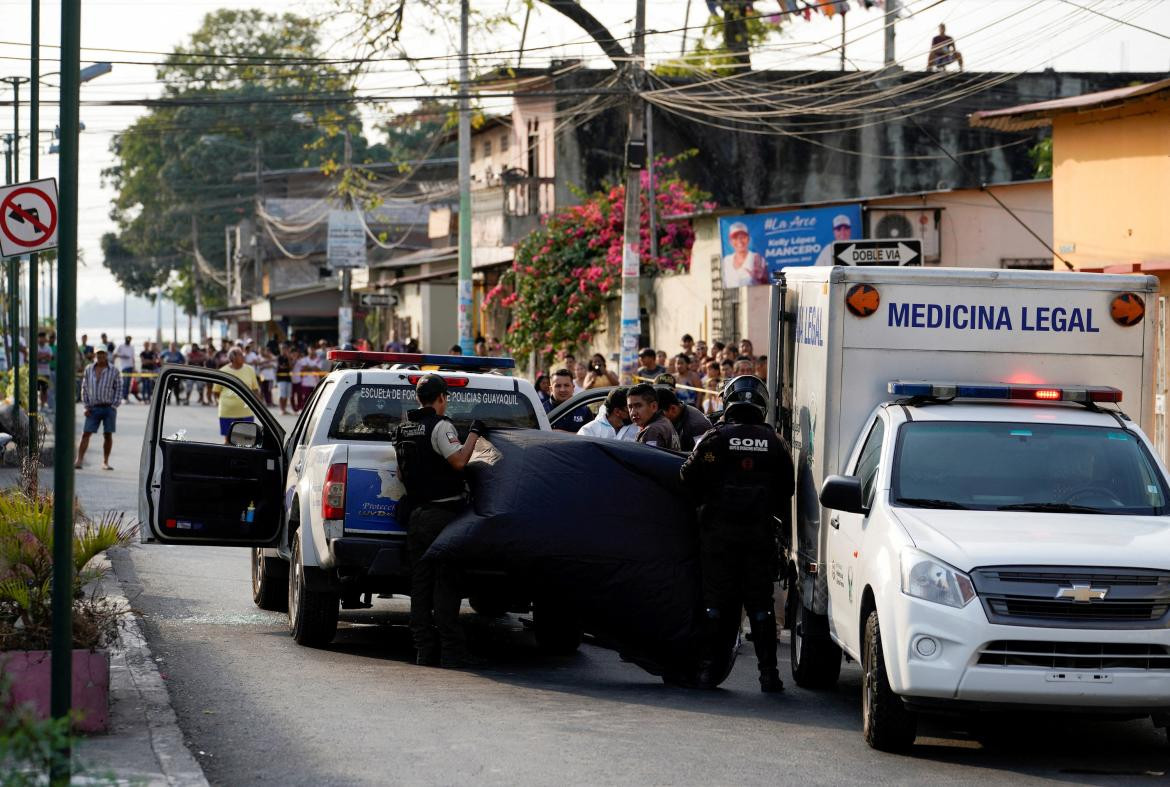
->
xmin=830 ymin=515 xmax=840 ymax=529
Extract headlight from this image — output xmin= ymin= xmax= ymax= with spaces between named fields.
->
xmin=900 ymin=548 xmax=977 ymax=608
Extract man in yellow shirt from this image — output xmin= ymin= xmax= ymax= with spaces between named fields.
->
xmin=212 ymin=347 xmax=261 ymax=444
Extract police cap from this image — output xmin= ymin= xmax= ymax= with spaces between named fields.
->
xmin=416 ymin=373 xmax=448 ymax=404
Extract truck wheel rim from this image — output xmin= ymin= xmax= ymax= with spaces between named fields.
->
xmin=253 ymin=550 xmax=263 ymax=593
xmin=864 ymin=643 xmax=875 ymax=728
xmin=291 ymin=558 xmax=301 ymax=616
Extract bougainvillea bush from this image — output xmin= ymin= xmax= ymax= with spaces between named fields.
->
xmin=484 ymin=154 xmax=714 ymax=365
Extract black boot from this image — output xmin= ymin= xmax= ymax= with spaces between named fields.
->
xmin=416 ymin=647 xmax=439 ymax=666
xmin=759 ymin=668 xmax=784 ymax=693
xmin=749 ymin=608 xmax=780 ymax=691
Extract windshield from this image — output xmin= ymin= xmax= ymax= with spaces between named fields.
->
xmin=329 ymin=383 xmax=538 ymax=440
xmin=892 ymin=421 xmax=1169 ymax=515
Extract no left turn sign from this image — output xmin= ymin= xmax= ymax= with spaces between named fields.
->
xmin=0 ymin=178 xmax=59 ymax=258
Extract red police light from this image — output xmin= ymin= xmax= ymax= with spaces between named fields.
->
xmin=406 ymin=374 xmax=469 ymax=387
xmin=1034 ymin=388 xmax=1061 ymax=400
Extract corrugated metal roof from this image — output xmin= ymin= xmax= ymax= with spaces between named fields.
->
xmin=969 ymin=77 xmax=1170 ymax=131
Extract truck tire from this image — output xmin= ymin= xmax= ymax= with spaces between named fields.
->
xmin=532 ymin=604 xmax=582 ymax=655
xmin=288 ymin=537 xmax=339 ymax=648
xmin=469 ymin=596 xmax=509 ymax=618
xmin=862 ymin=610 xmax=917 ymax=752
xmin=788 ymin=585 xmax=842 ymax=689
xmin=251 ymin=548 xmax=288 ymax=612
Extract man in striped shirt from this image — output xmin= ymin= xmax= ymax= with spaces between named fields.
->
xmin=75 ymin=348 xmax=122 ymax=471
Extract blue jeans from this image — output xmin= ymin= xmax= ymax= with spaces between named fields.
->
xmin=83 ymin=404 xmax=117 ymax=434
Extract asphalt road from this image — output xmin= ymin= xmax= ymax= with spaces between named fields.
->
xmin=32 ymin=404 xmax=1170 ymax=785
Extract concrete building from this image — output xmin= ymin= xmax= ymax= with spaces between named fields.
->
xmin=459 ymin=65 xmax=1144 ymax=366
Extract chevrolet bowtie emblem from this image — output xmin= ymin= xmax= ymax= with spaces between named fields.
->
xmin=1055 ymin=583 xmax=1108 ymax=603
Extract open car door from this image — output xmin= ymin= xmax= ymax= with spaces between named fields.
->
xmin=139 ymin=366 xmax=286 ymax=546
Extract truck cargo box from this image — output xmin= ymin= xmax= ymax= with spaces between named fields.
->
xmin=779 ymin=267 xmax=1158 ymax=614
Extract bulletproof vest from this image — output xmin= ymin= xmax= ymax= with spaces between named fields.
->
xmin=394 ymin=407 xmax=466 ymax=504
xmin=702 ymin=421 xmax=787 ymax=521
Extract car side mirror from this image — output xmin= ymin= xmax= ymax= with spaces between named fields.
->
xmin=228 ymin=420 xmax=262 ymax=448
xmin=820 ymin=475 xmax=867 ymax=515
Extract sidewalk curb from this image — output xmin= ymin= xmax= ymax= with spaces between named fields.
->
xmin=100 ymin=550 xmax=210 ymax=787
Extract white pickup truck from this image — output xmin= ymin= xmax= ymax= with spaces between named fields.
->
xmin=768 ymin=267 xmax=1170 ymax=751
xmin=138 ymin=351 xmax=553 ymax=648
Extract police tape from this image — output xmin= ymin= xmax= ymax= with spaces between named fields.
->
xmin=97 ymin=368 xmax=333 ymax=378
xmin=632 ymin=375 xmax=718 ymax=396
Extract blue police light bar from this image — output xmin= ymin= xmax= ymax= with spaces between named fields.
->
xmin=327 ymin=349 xmax=515 ymax=371
xmin=888 ymin=381 xmax=1122 ymax=403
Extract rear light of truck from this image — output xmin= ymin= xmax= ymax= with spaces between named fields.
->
xmin=322 ymin=463 xmax=347 ymax=520
xmin=888 ymin=381 xmax=1122 ymax=404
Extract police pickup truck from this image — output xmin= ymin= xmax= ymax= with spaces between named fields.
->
xmin=768 ymin=267 xmax=1170 ymax=752
xmin=138 ymin=351 xmax=551 ymax=647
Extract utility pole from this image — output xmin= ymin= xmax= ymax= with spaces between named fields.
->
xmin=646 ymin=103 xmax=657 ymax=261
xmin=339 ymin=131 xmax=353 ymax=347
xmin=191 ymin=215 xmax=203 ymax=339
xmin=52 ymin=0 xmax=82 ymax=779
xmin=28 ymin=0 xmax=40 ymax=465
xmin=884 ymin=0 xmax=899 ymax=67
xmin=456 ymin=0 xmax=474 ymax=354
xmin=618 ymin=0 xmax=647 ymax=384
xmin=3 ymin=76 xmax=29 ymax=421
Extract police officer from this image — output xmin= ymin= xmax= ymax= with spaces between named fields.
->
xmin=396 ymin=373 xmax=486 ymax=668
xmin=679 ymin=375 xmax=795 ymax=692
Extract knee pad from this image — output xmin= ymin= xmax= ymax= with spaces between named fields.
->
xmin=704 ymin=608 xmax=722 ymax=621
xmin=750 ymin=609 xmax=775 ymax=624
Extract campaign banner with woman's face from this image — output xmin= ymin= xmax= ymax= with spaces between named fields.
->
xmin=718 ymin=204 xmax=863 ymax=287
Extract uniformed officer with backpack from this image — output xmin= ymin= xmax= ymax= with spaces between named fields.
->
xmin=680 ymin=375 xmax=795 ymax=692
xmin=394 ymin=373 xmax=486 ymax=668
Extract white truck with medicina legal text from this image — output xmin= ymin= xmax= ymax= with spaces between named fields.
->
xmin=765 ymin=266 xmax=1170 ymax=751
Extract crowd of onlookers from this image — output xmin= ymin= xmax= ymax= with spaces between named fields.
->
xmin=94 ymin=336 xmax=345 ymax=415
xmin=533 ymin=333 xmax=768 ymax=451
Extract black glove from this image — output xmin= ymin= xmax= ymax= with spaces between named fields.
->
xmin=469 ymin=419 xmax=488 ymax=436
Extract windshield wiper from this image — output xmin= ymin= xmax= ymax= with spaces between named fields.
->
xmin=895 ymin=497 xmax=969 ymax=510
xmin=996 ymin=502 xmax=1104 ymax=514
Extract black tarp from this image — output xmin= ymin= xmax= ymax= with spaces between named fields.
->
xmin=425 ymin=429 xmax=739 ymax=686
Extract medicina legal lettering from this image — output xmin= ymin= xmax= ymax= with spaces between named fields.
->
xmin=887 ymin=303 xmax=1100 ymax=333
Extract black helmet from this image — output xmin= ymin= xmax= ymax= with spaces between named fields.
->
xmin=721 ymin=375 xmax=768 ymax=421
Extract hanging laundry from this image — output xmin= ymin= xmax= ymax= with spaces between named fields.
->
xmin=781 ymin=0 xmax=801 ymax=13
xmin=818 ymin=0 xmax=837 ymax=17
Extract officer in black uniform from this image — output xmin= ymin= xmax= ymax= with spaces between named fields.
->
xmin=395 ymin=373 xmax=486 ymax=668
xmin=679 ymin=375 xmax=795 ymax=692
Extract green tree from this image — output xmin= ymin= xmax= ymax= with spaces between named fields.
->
xmin=102 ymin=10 xmax=374 ymax=305
xmin=1029 ymin=137 xmax=1052 ymax=179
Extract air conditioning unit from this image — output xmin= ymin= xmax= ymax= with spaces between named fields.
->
xmin=868 ymin=209 xmax=941 ymax=263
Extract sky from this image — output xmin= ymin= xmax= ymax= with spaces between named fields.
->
xmin=0 ymin=0 xmax=1168 ymax=325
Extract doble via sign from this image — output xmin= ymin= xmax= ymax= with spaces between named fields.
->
xmin=0 ymin=178 xmax=59 ymax=258
xmin=833 ymin=238 xmax=922 ymax=266
xmin=359 ymin=292 xmax=398 ymax=308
